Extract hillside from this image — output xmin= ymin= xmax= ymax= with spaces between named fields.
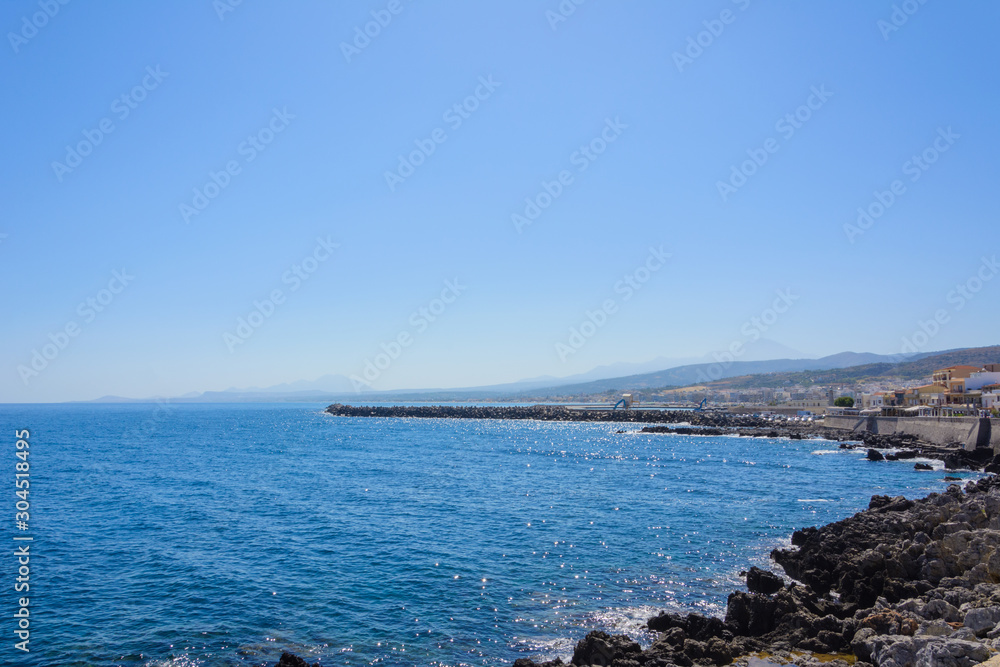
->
xmin=509 ymin=351 xmax=929 ymax=398
xmin=694 ymin=345 xmax=1000 ymax=391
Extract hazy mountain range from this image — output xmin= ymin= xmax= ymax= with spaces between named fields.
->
xmin=82 ymin=340 xmax=961 ymax=403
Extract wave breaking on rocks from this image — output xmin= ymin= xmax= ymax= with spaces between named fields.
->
xmin=508 ymin=476 xmax=1000 ymax=667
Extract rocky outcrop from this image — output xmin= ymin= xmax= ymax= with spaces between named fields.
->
xmin=745 ymin=566 xmax=784 ymax=595
xmin=512 ymin=475 xmax=1000 ymax=667
xmin=274 ymin=652 xmax=321 ymax=667
xmin=838 ymin=431 xmax=999 ymax=471
xmin=640 ymin=426 xmax=727 ymax=436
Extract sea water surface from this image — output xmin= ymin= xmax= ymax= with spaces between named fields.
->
xmin=1 ymin=403 xmax=978 ymax=667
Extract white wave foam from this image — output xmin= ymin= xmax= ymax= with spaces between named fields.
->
xmin=584 ymin=604 xmax=664 ymax=637
xmin=143 ymin=657 xmax=203 ymax=667
xmin=911 ymin=457 xmax=945 ymax=471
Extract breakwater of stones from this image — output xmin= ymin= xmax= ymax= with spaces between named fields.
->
xmin=324 ymin=403 xmax=770 ymax=427
xmin=325 ymin=404 xmax=1000 ymax=470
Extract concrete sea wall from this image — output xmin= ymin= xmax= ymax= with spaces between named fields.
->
xmin=824 ymin=415 xmax=1000 ymax=451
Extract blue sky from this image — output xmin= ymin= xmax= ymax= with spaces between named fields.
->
xmin=3 ymin=1 xmax=998 ymax=402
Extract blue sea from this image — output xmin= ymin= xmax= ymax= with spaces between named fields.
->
xmin=0 ymin=403 xmax=978 ymax=667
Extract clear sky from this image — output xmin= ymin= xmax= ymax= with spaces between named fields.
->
xmin=3 ymin=1 xmax=998 ymax=402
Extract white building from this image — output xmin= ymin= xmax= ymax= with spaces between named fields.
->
xmin=984 ymin=388 xmax=1000 ymax=411
xmin=966 ymin=369 xmax=1000 ymax=391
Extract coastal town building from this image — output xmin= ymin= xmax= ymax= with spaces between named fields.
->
xmin=781 ymin=399 xmax=827 ymax=410
xmin=932 ymin=365 xmax=981 ymax=392
xmin=868 ymin=364 xmax=1000 ymax=415
xmin=967 ymin=367 xmax=1000 ymax=391
xmin=860 ymin=393 xmax=886 ymax=409
xmin=904 ymin=384 xmax=947 ymax=407
xmin=645 ymin=363 xmax=999 ymax=416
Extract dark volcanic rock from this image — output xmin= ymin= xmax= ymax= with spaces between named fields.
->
xmin=570 ymin=631 xmax=641 ymax=667
xmin=868 ymin=494 xmax=893 ymax=509
xmin=861 ymin=432 xmax=919 ymax=449
xmin=866 ymin=448 xmax=885 ymax=461
xmin=513 ymin=659 xmax=563 ymax=667
xmin=773 ymin=478 xmax=1000 ymax=604
xmin=276 ymin=652 xmax=320 ymax=667
xmin=943 ymin=447 xmax=994 ymax=471
xmin=640 ymin=426 xmax=726 ymax=436
xmin=646 ymin=610 xmax=684 ymax=633
xmin=646 ymin=611 xmax=729 ymax=642
xmin=944 ymin=452 xmax=966 ymax=470
xmin=725 ymin=591 xmax=777 ymax=635
xmin=746 ymin=566 xmax=784 ymax=595
xmin=914 ymin=462 xmax=933 ymax=470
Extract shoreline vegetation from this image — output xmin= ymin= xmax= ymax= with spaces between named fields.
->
xmin=274 ymin=406 xmax=1000 ymax=667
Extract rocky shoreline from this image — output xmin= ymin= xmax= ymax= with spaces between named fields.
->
xmin=503 ymin=475 xmax=1000 ymax=667
xmin=275 ymin=475 xmax=1000 ymax=667
xmin=283 ymin=405 xmax=1000 ymax=667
